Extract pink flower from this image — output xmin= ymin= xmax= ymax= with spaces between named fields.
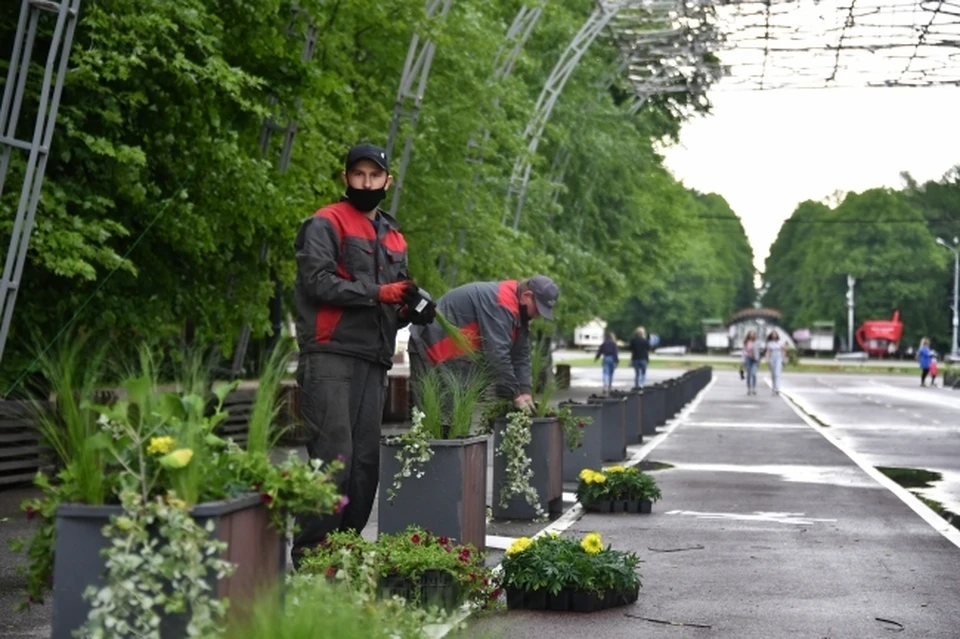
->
xmin=260 ymin=493 xmax=274 ymax=505
xmin=336 ymin=454 xmax=346 ymax=463
xmin=333 ymin=495 xmax=350 ymax=514
xmin=458 ymin=548 xmax=471 ymax=562
xmin=25 ymin=506 xmax=36 ymax=521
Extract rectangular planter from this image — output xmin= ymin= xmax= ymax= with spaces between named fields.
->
xmin=611 ymin=391 xmax=642 ymax=444
xmin=492 ymin=417 xmax=563 ymax=520
xmin=506 ymin=585 xmax=638 ymax=613
xmin=583 ymin=498 xmax=653 ymax=514
xmin=379 ymin=435 xmax=488 ymax=551
xmin=52 ymin=494 xmax=284 ymax=639
xmin=586 ymin=397 xmax=626 ymax=462
xmin=648 ymin=385 xmax=666 ymax=426
xmin=560 ymin=403 xmax=604 ymax=482
xmin=638 ymin=389 xmax=658 ymax=436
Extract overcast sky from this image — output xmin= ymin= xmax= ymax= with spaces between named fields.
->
xmin=660 ymin=86 xmax=960 ymax=273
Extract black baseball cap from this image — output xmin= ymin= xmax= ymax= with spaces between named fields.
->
xmin=345 ymin=143 xmax=389 ymax=172
xmin=527 ymin=275 xmax=559 ymax=320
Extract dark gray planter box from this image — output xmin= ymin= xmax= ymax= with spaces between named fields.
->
xmin=379 ymin=435 xmax=489 ymax=550
xmin=648 ymin=385 xmax=666 ymax=426
xmin=611 ymin=391 xmax=642 ymax=444
xmin=639 ymin=389 xmax=658 ymax=436
xmin=587 ymin=397 xmax=626 ymax=462
xmin=492 ymin=417 xmax=563 ymax=520
xmin=560 ymin=403 xmax=604 ymax=482
xmin=53 ymin=494 xmax=284 ymax=639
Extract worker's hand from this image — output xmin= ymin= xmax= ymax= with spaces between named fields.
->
xmin=378 ymin=280 xmax=416 ymax=304
xmin=409 ymin=299 xmax=437 ymax=325
xmin=514 ymin=393 xmax=535 ymax=413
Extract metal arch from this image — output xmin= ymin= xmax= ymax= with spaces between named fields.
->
xmin=385 ymin=0 xmax=454 ymax=219
xmin=444 ymin=2 xmax=546 ymax=286
xmin=0 ymin=0 xmax=82 ymax=367
xmin=504 ymin=0 xmax=629 ymax=231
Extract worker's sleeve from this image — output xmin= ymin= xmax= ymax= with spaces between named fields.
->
xmin=511 ymin=326 xmax=532 ymax=395
xmin=295 ymin=216 xmax=380 ymax=307
xmin=476 ymin=304 xmax=522 ymax=399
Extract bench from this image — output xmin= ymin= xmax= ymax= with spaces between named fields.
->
xmin=0 ymin=400 xmax=53 ymax=486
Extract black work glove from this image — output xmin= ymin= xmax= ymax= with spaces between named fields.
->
xmin=409 ymin=299 xmax=437 ymax=325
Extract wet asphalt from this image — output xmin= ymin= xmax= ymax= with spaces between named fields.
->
xmin=5 ymin=368 xmax=960 ymax=637
xmin=468 ymin=371 xmax=960 ymax=639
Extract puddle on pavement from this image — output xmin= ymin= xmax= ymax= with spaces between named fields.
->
xmin=877 ymin=466 xmax=960 ymax=530
xmin=639 ymin=460 xmax=675 ymax=472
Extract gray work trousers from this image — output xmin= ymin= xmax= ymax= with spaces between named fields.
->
xmin=292 ymin=351 xmax=387 ymax=559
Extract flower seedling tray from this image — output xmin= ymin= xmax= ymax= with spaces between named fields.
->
xmin=583 ymin=499 xmax=653 ymax=514
xmin=506 ymin=584 xmax=639 ymax=613
xmin=375 ymin=571 xmax=462 ymax=611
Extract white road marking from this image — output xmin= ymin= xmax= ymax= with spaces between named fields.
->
xmin=665 ymin=510 xmax=837 ymax=526
xmin=777 ymin=385 xmax=960 ymax=550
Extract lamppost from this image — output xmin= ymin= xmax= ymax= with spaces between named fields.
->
xmin=936 ymin=236 xmax=960 ymax=359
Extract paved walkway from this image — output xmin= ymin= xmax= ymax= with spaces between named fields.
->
xmin=468 ymin=371 xmax=960 ymax=638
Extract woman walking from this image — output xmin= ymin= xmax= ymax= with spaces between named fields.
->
xmin=629 ymin=326 xmax=650 ymax=388
xmin=743 ymin=330 xmax=759 ymax=395
xmin=766 ymin=330 xmax=784 ymax=394
xmin=918 ymin=338 xmax=933 ymax=387
xmin=595 ymin=332 xmax=620 ymax=394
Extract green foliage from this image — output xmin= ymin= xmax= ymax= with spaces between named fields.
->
xmin=297 ymin=527 xmax=499 ymax=611
xmin=763 ymin=178 xmax=959 ymax=352
xmin=0 ymin=0 xmax=723 ymax=386
xmin=608 ymin=191 xmax=756 ymax=344
xmin=501 ymin=532 xmax=641 ymax=596
xmin=246 ymin=337 xmax=296 ymax=456
xmin=575 ymin=466 xmax=661 ymax=503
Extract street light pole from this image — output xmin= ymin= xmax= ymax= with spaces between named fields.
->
xmin=935 ymin=236 xmax=960 ymax=359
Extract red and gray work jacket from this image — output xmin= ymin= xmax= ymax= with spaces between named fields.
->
xmin=294 ymin=200 xmax=409 ymax=368
xmin=410 ymin=280 xmax=531 ymax=399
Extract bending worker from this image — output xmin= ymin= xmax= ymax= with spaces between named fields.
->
xmin=408 ymin=276 xmax=560 ymax=411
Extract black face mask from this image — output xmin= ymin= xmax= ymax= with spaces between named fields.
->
xmin=520 ymin=304 xmax=531 ymax=324
xmin=345 ymin=186 xmax=386 ymax=213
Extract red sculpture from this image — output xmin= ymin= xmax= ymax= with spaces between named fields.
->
xmin=855 ymin=310 xmax=904 ymax=356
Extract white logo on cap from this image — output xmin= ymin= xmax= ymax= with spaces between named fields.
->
xmin=381 ymin=152 xmax=385 ymax=158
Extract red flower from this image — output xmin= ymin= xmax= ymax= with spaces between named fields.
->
xmin=437 ymin=536 xmax=450 ymax=546
xmin=490 ymin=588 xmax=502 ymax=600
xmin=411 ymin=533 xmax=422 ymax=545
xmin=482 ymin=577 xmax=489 ymax=587
xmin=24 ymin=506 xmax=36 ymax=521
xmin=458 ymin=548 xmax=471 ymax=562
xmin=326 ymin=566 xmax=337 ymax=578
xmin=577 ymin=421 xmax=586 ymax=429
xmin=260 ymin=493 xmax=274 ymax=505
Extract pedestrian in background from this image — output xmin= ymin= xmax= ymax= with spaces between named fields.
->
xmin=595 ymin=331 xmax=619 ymax=394
xmin=918 ymin=338 xmax=932 ymax=387
xmin=765 ymin=330 xmax=784 ymax=394
xmin=743 ymin=330 xmax=759 ymax=395
xmin=629 ymin=326 xmax=650 ymax=388
xmin=930 ymin=355 xmax=939 ymax=388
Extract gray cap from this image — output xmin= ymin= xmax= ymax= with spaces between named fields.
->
xmin=527 ymin=275 xmax=559 ymax=320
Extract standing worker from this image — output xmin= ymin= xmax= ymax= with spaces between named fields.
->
xmin=291 ymin=143 xmax=434 ymax=568
xmin=629 ymin=326 xmax=650 ymax=388
xmin=918 ymin=338 xmax=933 ymax=387
xmin=408 ymin=276 xmax=560 ymax=412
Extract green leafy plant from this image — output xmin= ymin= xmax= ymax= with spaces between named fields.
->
xmin=298 ymin=527 xmax=500 ymax=611
xmin=495 ymin=410 xmax=545 ymax=521
xmin=245 ymin=338 xmax=297 ymax=457
xmin=501 ymin=532 xmax=641 ymax=597
xmin=10 ymin=344 xmax=344 ymax=632
xmin=576 ymin=466 xmax=662 ymax=504
xmin=228 ymin=571 xmax=450 ymax=639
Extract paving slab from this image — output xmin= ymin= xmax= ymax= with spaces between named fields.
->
xmin=465 ymin=371 xmax=960 ymax=639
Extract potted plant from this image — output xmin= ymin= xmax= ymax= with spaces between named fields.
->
xmin=298 ymin=526 xmax=499 ymax=612
xmin=576 ymin=466 xmax=662 ymax=514
xmin=501 ymin=532 xmax=641 ymax=612
xmin=586 ymin=393 xmax=627 ymax=461
xmin=380 ymin=365 xmax=491 ymax=550
xmin=10 ymin=343 xmax=344 ymax=638
xmin=558 ymin=400 xmax=602 ymax=482
xmin=485 ymin=338 xmax=583 ymax=521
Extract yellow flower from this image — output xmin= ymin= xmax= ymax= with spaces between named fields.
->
xmin=591 ymin=472 xmax=607 ymax=484
xmin=545 ymin=531 xmax=560 ymax=539
xmin=581 ymin=532 xmax=603 ymax=554
xmin=578 ymin=468 xmax=595 ymax=482
xmin=605 ymin=466 xmax=626 ymax=473
xmin=506 ymin=537 xmax=533 ymax=556
xmin=147 ymin=436 xmax=175 ymax=455
xmin=160 ymin=448 xmax=194 ymax=469
xmin=167 ymin=497 xmax=188 ymax=510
